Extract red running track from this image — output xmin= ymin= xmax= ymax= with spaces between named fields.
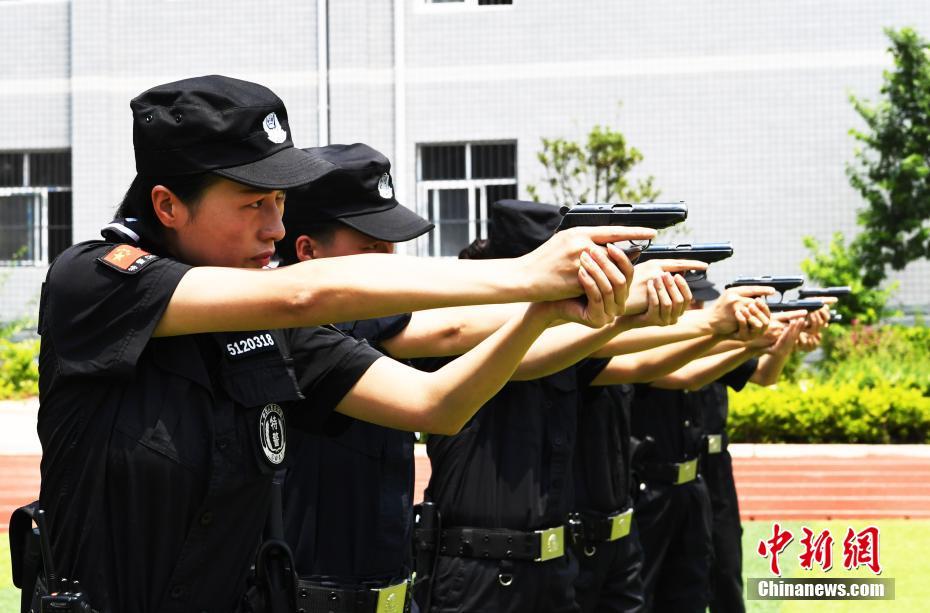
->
xmin=0 ymin=455 xmax=39 ymax=532
xmin=3 ymin=452 xmax=929 ymax=531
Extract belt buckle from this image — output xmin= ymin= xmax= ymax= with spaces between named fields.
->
xmin=534 ymin=525 xmax=565 ymax=562
xmin=706 ymin=434 xmax=723 ymax=454
xmin=374 ymin=579 xmax=408 ymax=613
xmin=608 ymin=508 xmax=633 ymax=541
xmin=676 ymin=458 xmax=697 ymax=485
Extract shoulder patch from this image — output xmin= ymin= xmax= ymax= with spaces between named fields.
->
xmin=96 ymin=244 xmax=159 ymax=274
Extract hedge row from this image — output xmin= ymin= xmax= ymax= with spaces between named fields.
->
xmin=728 ymin=381 xmax=930 ymax=444
xmin=0 ymin=338 xmax=39 ymax=399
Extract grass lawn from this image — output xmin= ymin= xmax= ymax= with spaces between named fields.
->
xmin=1 ymin=534 xmax=18 ymax=611
xmin=2 ymin=520 xmax=927 ymax=609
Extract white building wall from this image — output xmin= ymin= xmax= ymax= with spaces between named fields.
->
xmin=0 ymin=0 xmax=71 ymax=151
xmin=0 ymin=0 xmax=928 ymax=320
xmin=69 ymin=0 xmax=322 ymax=243
xmin=399 ymin=0 xmax=930 ymax=307
xmin=328 ymin=0 xmax=395 ymax=156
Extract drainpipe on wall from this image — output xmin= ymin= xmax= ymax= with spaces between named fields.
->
xmin=317 ymin=0 xmax=330 ymax=146
xmin=393 ymin=0 xmax=409 ymax=252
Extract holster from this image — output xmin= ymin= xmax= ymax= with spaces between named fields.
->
xmin=11 ymin=501 xmax=95 ymax=613
xmin=245 ymin=476 xmax=298 ymax=613
xmin=10 ymin=500 xmax=42 ymax=613
xmin=630 ymin=435 xmax=656 ymax=489
xmin=411 ymin=502 xmax=441 ymax=611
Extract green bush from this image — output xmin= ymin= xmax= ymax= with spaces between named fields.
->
xmin=816 ymin=323 xmax=930 ymax=395
xmin=0 ymin=337 xmax=39 ymax=398
xmin=800 ymin=233 xmax=896 ymax=324
xmin=728 ymin=381 xmax=930 ymax=444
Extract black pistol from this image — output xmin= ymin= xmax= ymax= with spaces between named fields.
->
xmin=797 ymin=286 xmax=852 ymax=299
xmin=766 ymin=300 xmax=825 ymax=313
xmin=725 ymin=276 xmax=805 ymax=300
xmin=555 ymin=202 xmax=688 ymax=232
xmin=636 ymin=242 xmax=734 ymax=264
xmin=636 ymin=242 xmax=733 ymax=278
xmin=555 ymin=202 xmax=688 ymax=261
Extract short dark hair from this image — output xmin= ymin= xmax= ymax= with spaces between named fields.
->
xmin=458 ymin=238 xmax=495 ymax=260
xmin=115 ymin=173 xmax=221 ymax=253
xmin=276 ymin=220 xmax=343 ymax=265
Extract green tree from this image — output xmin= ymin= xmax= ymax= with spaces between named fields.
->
xmin=847 ymin=27 xmax=930 ymax=286
xmin=801 ymin=233 xmax=896 ymax=324
xmin=802 ymin=27 xmax=930 ymax=319
xmin=527 ymin=124 xmax=660 ymax=206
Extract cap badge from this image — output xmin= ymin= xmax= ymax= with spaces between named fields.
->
xmin=378 ymin=173 xmax=393 ymax=199
xmin=263 ymin=112 xmax=287 ymax=144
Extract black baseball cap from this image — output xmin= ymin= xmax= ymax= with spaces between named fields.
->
xmin=283 ymin=143 xmax=434 ymax=242
xmin=487 ymin=199 xmax=562 ymax=258
xmin=130 ymin=75 xmax=334 ymax=189
xmin=685 ymin=272 xmax=721 ymax=301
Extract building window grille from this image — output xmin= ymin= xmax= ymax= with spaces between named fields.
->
xmin=416 ymin=142 xmax=517 ymax=257
xmin=0 ymin=151 xmax=72 ymax=265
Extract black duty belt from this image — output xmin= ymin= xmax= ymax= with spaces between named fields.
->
xmin=295 ymin=578 xmax=410 ymax=613
xmin=703 ymin=433 xmax=726 ymax=455
xmin=638 ymin=457 xmax=698 ymax=485
xmin=438 ymin=525 xmax=566 ymax=562
xmin=577 ymin=508 xmax=634 ymax=543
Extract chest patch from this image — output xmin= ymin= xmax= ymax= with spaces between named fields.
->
xmin=224 ymin=332 xmax=278 ymax=359
xmin=259 ymin=403 xmax=286 ymax=465
xmin=96 ymin=244 xmax=159 ymax=274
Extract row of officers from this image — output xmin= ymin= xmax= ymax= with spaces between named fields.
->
xmin=10 ymin=75 xmax=827 ymax=613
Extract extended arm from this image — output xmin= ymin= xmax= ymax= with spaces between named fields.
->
xmin=591 ymin=312 xmax=714 ymax=356
xmin=383 ymin=264 xmax=705 ymax=360
xmin=512 ymin=272 xmax=691 ymax=380
xmin=590 ymin=334 xmax=726 ymax=386
xmin=649 ymin=346 xmax=763 ymax=391
xmin=331 ymin=244 xmax=641 ymax=433
xmin=591 ymin=285 xmax=777 ymax=356
xmin=382 ymin=303 xmax=540 ymax=359
xmin=335 ymin=302 xmax=557 ymax=434
xmin=750 ymin=318 xmax=805 ymax=385
xmin=155 ymin=227 xmax=649 ymax=337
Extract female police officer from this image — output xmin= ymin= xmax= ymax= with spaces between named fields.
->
xmin=34 ymin=74 xmax=649 ymax=613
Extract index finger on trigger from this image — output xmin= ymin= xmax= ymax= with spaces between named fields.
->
xmin=731 ymin=285 xmax=776 ymax=298
xmin=771 ymin=309 xmax=808 ymax=322
xmin=806 ymin=296 xmax=839 ymax=305
xmin=582 ymin=226 xmax=657 ymax=244
xmin=652 ymin=259 xmax=708 ymax=272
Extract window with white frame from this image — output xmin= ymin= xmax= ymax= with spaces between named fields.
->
xmin=416 ymin=142 xmax=517 ymax=257
xmin=0 ymin=151 xmax=72 ymax=265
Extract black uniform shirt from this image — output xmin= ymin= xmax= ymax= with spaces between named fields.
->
xmin=422 ymin=359 xmax=608 ymax=530
xmin=283 ymin=314 xmax=415 ymax=586
xmin=630 ymin=359 xmax=759 ymax=464
xmin=630 ymin=384 xmax=704 ymax=465
xmin=574 ymin=384 xmax=635 ymax=515
xmin=37 ymin=241 xmax=382 ymax=613
xmin=692 ymin=358 xmax=758 ymax=439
